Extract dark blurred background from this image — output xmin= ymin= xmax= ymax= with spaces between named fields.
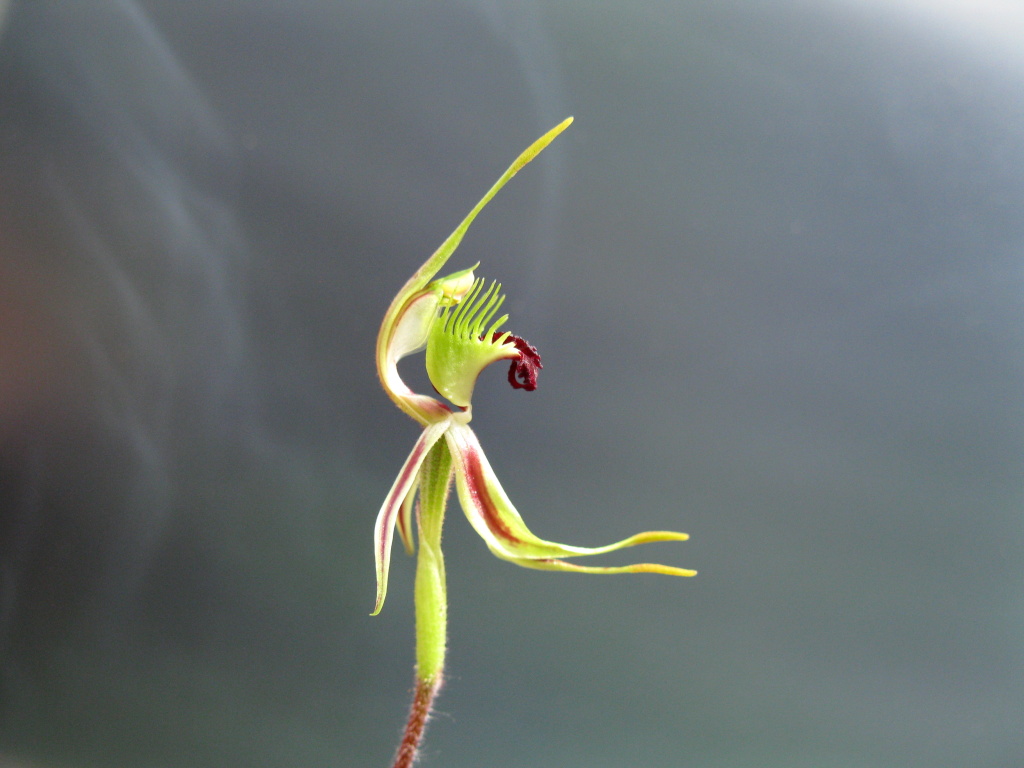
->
xmin=0 ymin=1 xmax=1022 ymax=766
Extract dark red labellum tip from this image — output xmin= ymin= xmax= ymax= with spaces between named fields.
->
xmin=504 ymin=334 xmax=542 ymax=391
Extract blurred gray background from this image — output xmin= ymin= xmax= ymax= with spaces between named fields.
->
xmin=1 ymin=1 xmax=1022 ymax=767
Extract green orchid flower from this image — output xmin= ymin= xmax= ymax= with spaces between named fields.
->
xmin=372 ymin=117 xmax=695 ymax=768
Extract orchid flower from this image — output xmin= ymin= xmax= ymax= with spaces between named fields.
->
xmin=372 ymin=117 xmax=695 ymax=768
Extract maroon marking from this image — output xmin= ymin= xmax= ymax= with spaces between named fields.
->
xmin=493 ymin=333 xmax=542 ymax=391
xmin=396 ymin=494 xmax=413 ymax=549
xmin=392 ymin=675 xmax=442 ymax=768
xmin=463 ymin=447 xmax=523 ymax=546
xmin=378 ymin=438 xmax=428 ymax=563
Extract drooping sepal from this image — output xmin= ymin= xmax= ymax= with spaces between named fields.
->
xmin=373 ymin=419 xmax=451 ymax=615
xmin=444 ymin=423 xmax=696 ymax=576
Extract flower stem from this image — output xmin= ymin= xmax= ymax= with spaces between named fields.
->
xmin=391 ymin=675 xmax=442 ymax=768
xmin=391 ymin=439 xmax=452 ymax=767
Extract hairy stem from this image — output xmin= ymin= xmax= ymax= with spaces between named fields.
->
xmin=391 ymin=676 xmax=442 ymax=768
xmin=391 ymin=440 xmax=452 ymax=768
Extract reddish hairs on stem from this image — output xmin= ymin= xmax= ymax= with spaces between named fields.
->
xmin=392 ymin=676 xmax=442 ymax=768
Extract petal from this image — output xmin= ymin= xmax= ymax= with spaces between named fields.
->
xmin=372 ymin=420 xmax=450 ymax=615
xmin=377 ymin=289 xmax=453 ymax=425
xmin=444 ymin=423 xmax=695 ymax=575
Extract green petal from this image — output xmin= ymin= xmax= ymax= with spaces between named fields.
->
xmin=377 ymin=287 xmax=454 ymax=425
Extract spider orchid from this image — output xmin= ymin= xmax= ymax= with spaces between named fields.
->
xmin=372 ymin=117 xmax=695 ymax=768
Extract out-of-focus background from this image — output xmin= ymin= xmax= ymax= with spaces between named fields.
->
xmin=1 ymin=1 xmax=1022 ymax=767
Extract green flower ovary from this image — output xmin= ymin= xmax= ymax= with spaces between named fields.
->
xmin=425 ymin=278 xmax=518 ymax=408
